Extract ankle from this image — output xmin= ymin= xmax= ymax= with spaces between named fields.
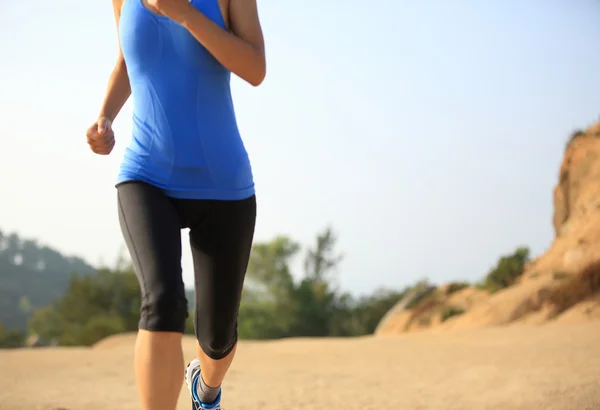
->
xmin=196 ymin=373 xmax=221 ymax=405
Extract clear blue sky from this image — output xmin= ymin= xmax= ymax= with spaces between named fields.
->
xmin=1 ymin=0 xmax=600 ymax=295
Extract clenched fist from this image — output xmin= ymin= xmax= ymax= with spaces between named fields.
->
xmin=86 ymin=117 xmax=115 ymax=155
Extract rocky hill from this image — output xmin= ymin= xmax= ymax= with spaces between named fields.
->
xmin=376 ymin=122 xmax=600 ymax=335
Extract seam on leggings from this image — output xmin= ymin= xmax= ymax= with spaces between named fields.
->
xmin=118 ymin=193 xmax=149 ymax=325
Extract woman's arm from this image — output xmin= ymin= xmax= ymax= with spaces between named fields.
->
xmin=98 ymin=0 xmax=132 ymax=122
xmin=150 ymin=0 xmax=266 ymax=86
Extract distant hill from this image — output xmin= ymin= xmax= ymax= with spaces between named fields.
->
xmin=0 ymin=229 xmax=198 ymax=331
xmin=0 ymin=230 xmax=96 ymax=330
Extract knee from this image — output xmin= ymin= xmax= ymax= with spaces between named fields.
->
xmin=139 ymin=289 xmax=188 ymax=333
xmin=196 ymin=322 xmax=238 ymax=360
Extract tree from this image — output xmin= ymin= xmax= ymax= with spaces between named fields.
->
xmin=237 ymin=236 xmax=300 ymax=339
xmin=29 ymin=267 xmax=141 ymax=346
xmin=245 ymin=236 xmax=299 ymax=299
xmin=20 ymin=226 xmax=406 ymax=345
xmin=289 ymin=227 xmax=343 ymax=336
xmin=303 ymin=226 xmax=343 ymax=283
xmin=0 ymin=323 xmax=25 ymax=348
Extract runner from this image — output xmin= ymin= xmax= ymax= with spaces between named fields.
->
xmin=85 ymin=0 xmax=266 ymax=408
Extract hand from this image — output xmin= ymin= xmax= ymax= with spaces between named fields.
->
xmin=147 ymin=0 xmax=193 ymax=24
xmin=86 ymin=117 xmax=115 ymax=155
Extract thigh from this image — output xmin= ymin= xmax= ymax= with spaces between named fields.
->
xmin=189 ymin=195 xmax=256 ymax=331
xmin=117 ymin=181 xmax=186 ymax=305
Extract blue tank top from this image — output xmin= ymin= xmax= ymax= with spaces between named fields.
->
xmin=116 ymin=0 xmax=255 ymax=200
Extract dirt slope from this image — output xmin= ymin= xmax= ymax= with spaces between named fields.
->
xmin=376 ymin=122 xmax=600 ymax=335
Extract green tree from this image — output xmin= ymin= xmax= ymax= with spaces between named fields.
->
xmin=303 ymin=227 xmax=343 ymax=283
xmin=237 ymin=227 xmax=403 ymax=339
xmin=0 ymin=324 xmax=25 ymax=348
xmin=20 ymin=227 xmax=407 ymax=345
xmin=78 ymin=315 xmax=126 ymax=346
xmin=245 ymin=236 xmax=299 ymax=298
xmin=351 ymin=288 xmax=408 ymax=334
xmin=29 ymin=267 xmax=141 ymax=346
xmin=289 ymin=227 xmax=343 ymax=337
xmin=237 ymin=235 xmax=300 ymax=339
xmin=28 ymin=306 xmax=67 ymax=344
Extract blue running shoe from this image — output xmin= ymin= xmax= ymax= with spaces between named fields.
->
xmin=185 ymin=359 xmax=223 ymax=410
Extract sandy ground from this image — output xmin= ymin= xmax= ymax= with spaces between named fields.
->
xmin=1 ymin=321 xmax=599 ymax=410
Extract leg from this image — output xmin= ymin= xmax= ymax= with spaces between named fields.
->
xmin=187 ymin=195 xmax=256 ymax=407
xmin=117 ymin=181 xmax=189 ymax=410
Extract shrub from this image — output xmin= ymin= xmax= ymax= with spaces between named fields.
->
xmin=447 ymin=281 xmax=469 ymax=295
xmin=405 ymin=281 xmax=437 ymax=310
xmin=440 ymin=306 xmax=465 ymax=322
xmin=547 ymin=260 xmax=600 ymax=317
xmin=404 ymin=296 xmax=441 ymax=331
xmin=475 ymin=282 xmax=487 ymax=290
xmin=482 ymin=247 xmax=530 ymax=293
xmin=552 ymin=272 xmax=569 ymax=281
xmin=0 ymin=324 xmax=25 ymax=348
xmin=78 ymin=315 xmax=125 ymax=346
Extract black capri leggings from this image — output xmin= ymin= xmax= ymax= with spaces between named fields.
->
xmin=116 ymin=181 xmax=256 ymax=360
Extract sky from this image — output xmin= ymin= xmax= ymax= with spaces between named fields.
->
xmin=1 ymin=0 xmax=600 ymax=296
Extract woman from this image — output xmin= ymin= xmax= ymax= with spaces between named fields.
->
xmin=85 ymin=0 xmax=265 ymax=408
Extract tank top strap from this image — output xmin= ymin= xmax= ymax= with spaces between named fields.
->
xmin=191 ymin=0 xmax=227 ymax=29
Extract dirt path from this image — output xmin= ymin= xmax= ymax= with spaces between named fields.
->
xmin=1 ymin=321 xmax=599 ymax=410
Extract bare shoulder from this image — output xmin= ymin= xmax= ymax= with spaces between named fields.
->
xmin=228 ymin=0 xmax=264 ymax=52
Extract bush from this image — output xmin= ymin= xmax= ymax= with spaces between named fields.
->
xmin=79 ymin=315 xmax=125 ymax=346
xmin=404 ymin=293 xmax=443 ymax=331
xmin=405 ymin=281 xmax=437 ymax=310
xmin=0 ymin=324 xmax=25 ymax=348
xmin=547 ymin=260 xmax=600 ymax=316
xmin=440 ymin=306 xmax=465 ymax=322
xmin=552 ymin=272 xmax=569 ymax=281
xmin=28 ymin=268 xmax=141 ymax=346
xmin=482 ymin=247 xmax=529 ymax=293
xmin=446 ymin=281 xmax=469 ymax=295
xmin=330 ymin=288 xmax=407 ymax=337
